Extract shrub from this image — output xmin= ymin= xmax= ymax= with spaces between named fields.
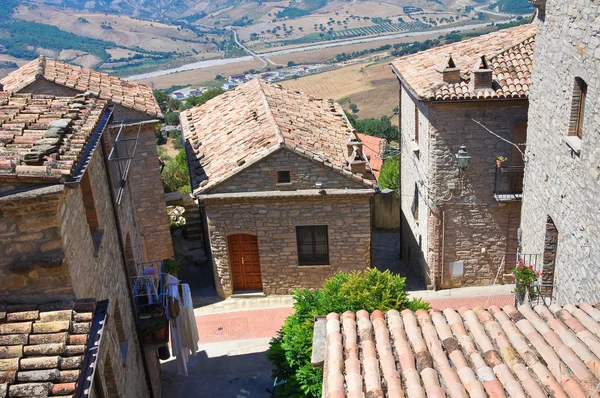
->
xmin=268 ymin=268 xmax=429 ymax=397
xmin=162 ymin=149 xmax=190 ymax=194
xmin=378 ymin=156 xmax=399 ymax=192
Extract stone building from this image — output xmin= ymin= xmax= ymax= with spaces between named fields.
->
xmin=0 ymin=58 xmax=174 ymax=397
xmin=391 ymin=24 xmax=536 ymax=289
xmin=181 ymin=79 xmax=377 ymax=297
xmin=520 ymin=0 xmax=600 ymax=304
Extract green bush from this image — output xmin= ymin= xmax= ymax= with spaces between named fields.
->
xmin=378 ymin=156 xmax=399 ymax=192
xmin=268 ymin=268 xmax=429 ymax=397
xmin=162 ymin=149 xmax=190 ymax=194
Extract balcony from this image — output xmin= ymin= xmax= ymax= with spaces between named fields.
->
xmin=494 ymin=166 xmax=524 ymax=201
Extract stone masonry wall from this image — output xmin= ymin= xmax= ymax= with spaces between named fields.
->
xmin=399 ymin=85 xmax=433 ymax=286
xmin=0 ymin=186 xmax=73 ymax=300
xmin=210 ymin=148 xmax=367 ymax=194
xmin=60 ymin=148 xmax=154 ymax=398
xmin=204 ymin=195 xmax=372 ymax=297
xmin=114 ymin=123 xmax=174 ymax=262
xmin=520 ymin=1 xmax=600 ymax=304
xmin=399 ymin=77 xmax=527 ymax=288
xmin=430 ymin=101 xmax=527 ymax=288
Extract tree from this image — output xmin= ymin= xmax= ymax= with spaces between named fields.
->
xmin=184 ymin=88 xmax=225 ymax=109
xmin=215 ymin=74 xmax=223 ymax=80
xmin=287 ymin=60 xmax=297 ymax=67
xmin=348 ymin=102 xmax=358 ymax=113
xmin=268 ymin=269 xmax=430 ymax=397
xmin=161 ymin=149 xmax=190 ymax=194
xmin=164 ymin=112 xmax=180 ymax=125
xmin=378 ymin=156 xmax=399 ymax=192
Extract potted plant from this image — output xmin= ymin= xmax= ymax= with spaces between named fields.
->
xmin=142 ymin=328 xmax=153 ymax=344
xmin=152 ymin=307 xmax=164 ymax=318
xmin=152 ymin=318 xmax=167 ymax=340
xmin=513 ymin=260 xmax=542 ymax=304
xmin=496 ymin=155 xmax=506 ymax=168
xmin=163 ymin=259 xmax=180 ymax=276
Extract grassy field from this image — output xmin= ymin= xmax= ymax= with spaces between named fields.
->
xmin=280 ymin=60 xmax=399 ymax=120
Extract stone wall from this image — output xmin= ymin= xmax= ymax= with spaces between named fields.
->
xmin=399 ymin=81 xmax=528 ymax=288
xmin=371 ymin=190 xmax=400 ymax=229
xmin=60 ymin=148 xmax=157 ymax=398
xmin=210 ymin=148 xmax=366 ymax=194
xmin=520 ymin=1 xmax=600 ymax=304
xmin=0 ymin=186 xmax=73 ymax=300
xmin=204 ymin=195 xmax=372 ymax=297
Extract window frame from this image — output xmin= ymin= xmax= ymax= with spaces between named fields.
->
xmin=296 ymin=225 xmax=330 ymax=266
xmin=277 ymin=170 xmax=291 ymax=184
xmin=569 ymin=77 xmax=588 ymax=140
xmin=414 ymin=104 xmax=419 ymax=144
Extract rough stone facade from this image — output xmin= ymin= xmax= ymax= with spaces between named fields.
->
xmin=0 ymin=147 xmax=160 ymax=397
xmin=210 ymin=149 xmax=367 ymax=193
xmin=399 ymin=84 xmax=527 ymax=289
xmin=520 ymin=1 xmax=600 ymax=304
xmin=205 ymin=195 xmax=372 ymax=297
xmin=201 ymin=150 xmax=373 ymax=297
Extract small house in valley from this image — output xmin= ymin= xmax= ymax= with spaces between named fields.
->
xmin=181 ymin=79 xmax=378 ymax=297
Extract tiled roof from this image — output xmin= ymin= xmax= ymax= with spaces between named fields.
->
xmin=0 ymin=300 xmax=101 ymax=398
xmin=391 ymin=24 xmax=536 ymax=101
xmin=181 ymin=79 xmax=377 ymax=194
xmin=0 ymin=92 xmax=108 ymax=181
xmin=357 ymin=133 xmax=386 ymax=179
xmin=0 ymin=56 xmax=161 ymax=117
xmin=320 ymin=303 xmax=600 ymax=397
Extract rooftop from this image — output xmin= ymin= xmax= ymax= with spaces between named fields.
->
xmin=357 ymin=133 xmax=386 ymax=180
xmin=181 ymin=79 xmax=377 ymax=194
xmin=317 ymin=302 xmax=600 ymax=397
xmin=0 ymin=56 xmax=161 ymax=118
xmin=0 ymin=92 xmax=109 ymax=182
xmin=391 ymin=24 xmax=536 ymax=101
xmin=0 ymin=300 xmax=106 ymax=398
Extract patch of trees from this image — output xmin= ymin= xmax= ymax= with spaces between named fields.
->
xmin=334 ymin=44 xmax=392 ymax=62
xmin=0 ymin=21 xmax=117 ymax=60
xmin=275 ymin=7 xmax=310 ymax=19
xmin=378 ymin=156 xmax=398 ymax=192
xmin=231 ymin=16 xmax=253 ymax=26
xmin=346 ymin=112 xmax=397 ymax=143
xmin=178 ymin=12 xmax=207 ymax=23
xmin=0 ymin=1 xmax=18 ymax=19
xmin=77 ymin=17 xmax=89 ymax=24
xmin=0 ymin=61 xmax=17 ymax=69
xmin=371 ymin=17 xmax=392 ymax=24
xmin=403 ymin=6 xmax=423 ymax=13
xmin=489 ymin=0 xmax=534 ymax=14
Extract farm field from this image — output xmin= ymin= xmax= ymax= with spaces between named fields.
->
xmin=13 ymin=4 xmax=218 ymax=55
xmin=280 ymin=60 xmax=399 ymax=120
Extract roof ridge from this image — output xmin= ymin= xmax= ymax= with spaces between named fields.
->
xmin=256 ymin=79 xmax=286 ymax=146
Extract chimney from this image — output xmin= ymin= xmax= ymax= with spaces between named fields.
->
xmin=438 ymin=54 xmax=461 ymax=84
xmin=470 ymin=55 xmax=493 ymax=92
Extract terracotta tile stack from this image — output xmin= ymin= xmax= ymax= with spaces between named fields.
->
xmin=322 ymin=303 xmax=600 ymax=397
xmin=180 ymin=79 xmax=378 ymax=195
xmin=1 ymin=56 xmax=161 ymax=118
xmin=0 ymin=302 xmax=95 ymax=398
xmin=0 ymin=93 xmax=107 ymax=180
xmin=391 ymin=24 xmax=536 ymax=101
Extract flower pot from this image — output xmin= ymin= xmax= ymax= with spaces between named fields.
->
xmin=153 ymin=328 xmax=166 ymax=340
xmin=496 ymin=160 xmax=505 ymax=168
xmin=143 ymin=334 xmax=153 ymax=343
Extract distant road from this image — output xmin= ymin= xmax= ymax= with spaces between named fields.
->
xmin=126 ymin=19 xmax=515 ymax=81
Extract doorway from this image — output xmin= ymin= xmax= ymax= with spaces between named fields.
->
xmin=227 ymin=234 xmax=263 ymax=291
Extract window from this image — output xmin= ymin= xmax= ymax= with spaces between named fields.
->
xmin=411 ymin=183 xmax=419 ymax=221
xmin=277 ymin=170 xmax=291 ymax=184
xmin=296 ymin=225 xmax=329 ymax=265
xmin=569 ymin=77 xmax=587 ymax=139
xmin=414 ymin=105 xmax=419 ymax=144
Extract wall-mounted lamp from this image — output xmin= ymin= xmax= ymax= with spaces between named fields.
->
xmin=455 ymin=145 xmax=471 ymax=170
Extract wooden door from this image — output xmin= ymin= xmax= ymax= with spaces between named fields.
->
xmin=227 ymin=234 xmax=263 ymax=291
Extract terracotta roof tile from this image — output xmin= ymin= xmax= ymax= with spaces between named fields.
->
xmin=391 ymin=24 xmax=536 ymax=101
xmin=320 ymin=303 xmax=600 ymax=397
xmin=0 ymin=92 xmax=107 ymax=181
xmin=181 ymin=79 xmax=377 ymax=194
xmin=1 ymin=56 xmax=161 ymax=117
xmin=0 ymin=302 xmax=97 ymax=398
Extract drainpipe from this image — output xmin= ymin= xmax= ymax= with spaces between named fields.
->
xmin=440 ymin=209 xmax=446 ymax=289
xmin=100 ymin=132 xmax=156 ymax=398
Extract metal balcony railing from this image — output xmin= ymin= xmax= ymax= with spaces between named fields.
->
xmin=494 ymin=166 xmax=524 ymax=201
